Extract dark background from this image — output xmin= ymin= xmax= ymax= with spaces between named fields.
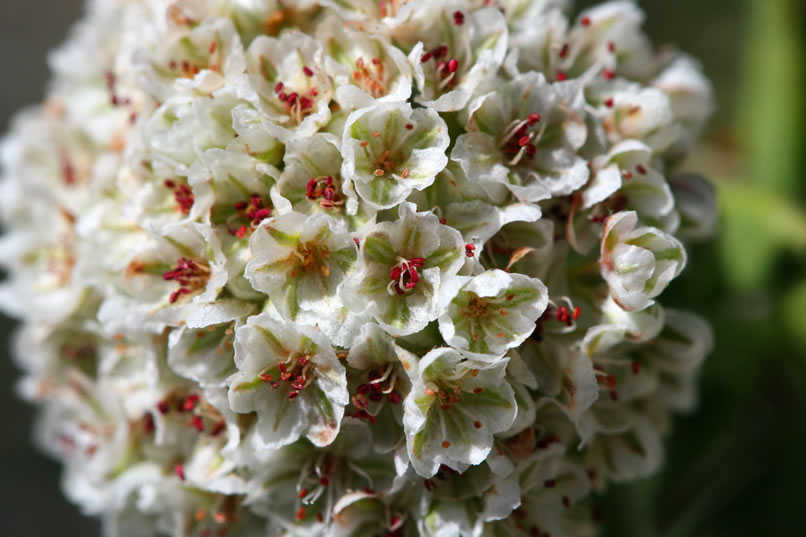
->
xmin=1 ymin=1 xmax=804 ymax=537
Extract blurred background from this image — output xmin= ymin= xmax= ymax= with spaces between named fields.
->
xmin=1 ymin=1 xmax=804 ymax=536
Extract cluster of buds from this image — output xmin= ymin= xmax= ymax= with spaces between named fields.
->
xmin=0 ymin=1 xmax=715 ymax=536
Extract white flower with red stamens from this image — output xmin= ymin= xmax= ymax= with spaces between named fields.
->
xmin=599 ymin=83 xmax=681 ymax=153
xmin=403 ymin=347 xmax=517 ymax=478
xmin=342 ymin=102 xmax=450 ymax=210
xmin=340 ymin=202 xmax=464 ymax=336
xmin=244 ymin=31 xmax=334 ymax=142
xmin=228 ymin=314 xmax=348 ymax=448
xmin=317 ymin=15 xmax=414 ymax=109
xmin=402 ymin=5 xmax=509 ymax=112
xmin=272 ymin=133 xmax=364 ymax=220
xmin=452 ymin=71 xmax=589 ymax=202
xmin=138 ymin=17 xmax=246 ymax=100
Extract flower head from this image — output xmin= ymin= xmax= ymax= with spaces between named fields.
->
xmin=0 ymin=0 xmax=714 ymax=535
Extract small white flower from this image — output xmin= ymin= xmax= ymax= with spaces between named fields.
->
xmin=403 ymin=347 xmax=517 ymax=477
xmin=600 ymin=211 xmax=686 ymax=312
xmin=228 ymin=313 xmax=348 ymax=448
xmin=341 ymin=202 xmax=464 ymax=336
xmin=438 ymin=269 xmax=548 ymax=361
xmin=245 ymin=211 xmax=358 ymax=325
xmin=342 ymin=102 xmax=450 ymax=209
xmin=451 ymin=72 xmax=589 ymax=202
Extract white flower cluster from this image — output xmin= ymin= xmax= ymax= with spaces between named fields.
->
xmin=0 ymin=0 xmax=716 ymax=535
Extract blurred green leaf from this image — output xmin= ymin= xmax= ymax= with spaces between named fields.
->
xmin=737 ymin=0 xmax=804 ymax=195
xmin=718 ymin=182 xmax=806 ymax=288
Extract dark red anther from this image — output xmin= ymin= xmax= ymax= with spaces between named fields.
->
xmin=288 ymin=390 xmax=299 ymax=400
xmin=528 ymin=113 xmax=541 ymax=125
xmin=387 ymin=391 xmax=402 ymax=405
xmin=636 ymin=164 xmax=647 ymax=175
xmin=556 ymin=71 xmax=567 ymax=81
xmin=453 ymin=11 xmax=465 ymax=25
xmin=544 ymin=479 xmax=556 ymax=488
xmin=622 ymin=171 xmax=633 ymax=181
xmin=298 ymin=488 xmax=308 ymax=498
xmin=572 ymin=306 xmax=581 ymax=320
xmin=173 ymin=184 xmax=194 ymax=214
xmin=252 ymin=208 xmax=271 ymax=221
xmin=316 ymin=513 xmax=324 ymax=523
xmin=164 ymin=179 xmax=176 ymax=189
xmin=604 ymin=98 xmax=614 ymax=108
xmin=209 ymin=41 xmax=217 ymax=54
xmin=191 ymin=415 xmax=204 ymax=432
xmin=581 ymin=16 xmax=591 ymax=26
xmin=447 ymin=58 xmax=459 ymax=73
xmin=420 ymin=52 xmax=432 ymax=63
xmin=608 ymin=41 xmax=616 ymax=53
xmin=295 ymin=507 xmax=306 ymax=520
xmin=518 ymin=135 xmax=531 ymax=147
xmin=143 ymin=413 xmax=155 ymax=433
xmin=559 ymin=44 xmax=569 ymax=58
xmin=302 ymin=66 xmax=314 ymax=77
xmin=182 ymin=394 xmax=200 ymax=412
xmin=174 ymin=464 xmax=185 ymax=480
xmin=602 ymin=69 xmax=615 ymax=80
xmin=157 ymin=400 xmax=170 ymax=414
xmin=465 ymin=243 xmax=476 ymax=257
xmin=319 ymin=475 xmax=330 ymax=486
xmin=631 ymin=361 xmax=640 ymax=375
xmin=210 ymin=421 xmax=226 ymax=436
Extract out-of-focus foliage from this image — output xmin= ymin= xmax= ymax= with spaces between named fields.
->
xmin=600 ymin=0 xmax=806 ymax=536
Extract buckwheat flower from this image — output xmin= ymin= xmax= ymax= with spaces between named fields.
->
xmin=451 ymin=72 xmax=589 ymax=202
xmin=341 ymin=102 xmax=450 ymax=209
xmin=583 ymin=140 xmax=674 ymax=226
xmin=403 ymin=347 xmax=517 ymax=477
xmin=138 ymin=17 xmax=246 ymax=99
xmin=272 ymin=133 xmax=364 ymax=220
xmin=652 ymin=55 xmax=715 ymax=135
xmin=228 ymin=313 xmax=348 ymax=448
xmin=245 ymin=211 xmax=357 ymax=326
xmin=346 ymin=323 xmax=414 ymax=451
xmin=438 ymin=269 xmax=548 ymax=361
xmin=317 ymin=15 xmax=414 ymax=109
xmin=401 ymin=5 xmax=509 ymax=112
xmin=244 ymin=31 xmax=334 ymax=141
xmin=341 ymin=202 xmax=464 ymax=336
xmin=599 ymin=83 xmax=681 ymax=153
xmin=600 ymin=211 xmax=686 ymax=312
